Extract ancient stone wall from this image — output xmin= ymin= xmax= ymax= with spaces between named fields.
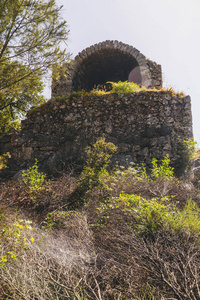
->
xmin=146 ymin=60 xmax=162 ymax=89
xmin=8 ymin=90 xmax=193 ymax=175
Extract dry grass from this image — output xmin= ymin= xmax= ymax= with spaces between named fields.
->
xmin=1 ymin=166 xmax=200 ymax=299
xmin=0 ymin=175 xmax=77 ymax=220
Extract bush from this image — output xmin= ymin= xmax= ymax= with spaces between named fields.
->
xmin=149 ymin=154 xmax=174 ymax=181
xmin=97 ymin=193 xmax=175 ymax=236
xmin=22 ymin=159 xmax=47 ymax=193
xmin=108 ymin=80 xmax=141 ymax=94
xmin=97 ymin=191 xmax=200 ymax=241
xmin=90 ymin=86 xmax=107 ymax=96
xmin=78 ymin=136 xmax=117 ymax=192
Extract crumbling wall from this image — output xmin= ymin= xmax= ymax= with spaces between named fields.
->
xmin=146 ymin=60 xmax=162 ymax=89
xmin=8 ymin=90 xmax=193 ymax=175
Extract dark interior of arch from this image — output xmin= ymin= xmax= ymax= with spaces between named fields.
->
xmin=72 ymin=49 xmax=141 ymax=91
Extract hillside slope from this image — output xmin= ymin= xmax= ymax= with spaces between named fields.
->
xmin=0 ymin=137 xmax=200 ymax=299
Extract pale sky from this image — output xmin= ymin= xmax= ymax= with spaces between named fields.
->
xmin=50 ymin=0 xmax=200 ymax=141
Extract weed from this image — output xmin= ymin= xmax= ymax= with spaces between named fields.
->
xmin=22 ymin=159 xmax=47 ymax=193
xmin=183 ymin=138 xmax=198 ymax=160
xmin=97 ymin=191 xmax=200 ymax=242
xmin=108 ymin=80 xmax=141 ymax=94
xmin=90 ymin=86 xmax=107 ymax=96
xmin=79 ymin=136 xmax=117 ymax=192
xmin=149 ymin=154 xmax=174 ymax=181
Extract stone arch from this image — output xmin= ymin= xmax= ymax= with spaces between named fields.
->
xmin=52 ymin=40 xmax=162 ymax=96
xmin=71 ymin=40 xmax=152 ymax=92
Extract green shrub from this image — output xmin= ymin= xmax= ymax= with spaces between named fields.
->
xmin=79 ymin=136 xmax=117 ymax=191
xmin=100 ymin=155 xmax=174 ymax=195
xmin=90 ymin=86 xmax=107 ymax=96
xmin=22 ymin=159 xmax=47 ymax=193
xmin=97 ymin=191 xmax=200 ymax=240
xmin=102 ymin=193 xmax=175 ymax=236
xmin=139 ymin=154 xmax=174 ymax=181
xmin=108 ymin=80 xmax=141 ymax=94
xmin=121 ymin=193 xmax=176 ymax=236
xmin=100 ymin=163 xmax=141 ymax=189
xmin=172 ymin=200 xmax=200 ymax=236
xmin=183 ymin=139 xmax=198 ymax=160
xmin=150 ymin=154 xmax=174 ymax=181
xmin=68 ymin=137 xmax=117 ymax=208
xmin=177 ymin=139 xmax=198 ymax=174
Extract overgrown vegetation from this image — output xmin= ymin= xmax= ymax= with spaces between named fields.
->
xmin=1 ymin=137 xmax=200 ymax=299
xmin=50 ymin=80 xmax=185 ymax=104
xmin=22 ymin=159 xmax=47 ymax=193
xmin=108 ymin=80 xmax=142 ymax=94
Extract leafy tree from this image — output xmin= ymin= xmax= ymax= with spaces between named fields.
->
xmin=0 ymin=0 xmax=68 ymax=136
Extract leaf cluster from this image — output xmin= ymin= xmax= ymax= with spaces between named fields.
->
xmin=22 ymin=159 xmax=47 ymax=193
xmin=108 ymin=80 xmax=141 ymax=94
xmin=79 ymin=136 xmax=117 ymax=192
xmin=0 ymin=0 xmax=69 ymax=136
xmin=149 ymin=154 xmax=174 ymax=181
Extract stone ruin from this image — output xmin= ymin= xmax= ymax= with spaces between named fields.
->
xmin=52 ymin=40 xmax=162 ymax=96
xmin=0 ymin=40 xmax=193 ymax=176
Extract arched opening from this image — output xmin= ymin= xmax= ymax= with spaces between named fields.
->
xmin=72 ymin=48 xmax=142 ymax=91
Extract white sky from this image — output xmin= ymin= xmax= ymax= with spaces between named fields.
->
xmin=50 ymin=0 xmax=200 ymax=141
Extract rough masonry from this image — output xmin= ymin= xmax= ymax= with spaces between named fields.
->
xmin=7 ymin=90 xmax=193 ymax=175
xmin=0 ymin=41 xmax=193 ymax=176
xmin=52 ymin=40 xmax=162 ymax=96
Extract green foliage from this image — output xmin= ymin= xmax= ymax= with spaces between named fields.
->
xmin=0 ymin=115 xmax=21 ymax=138
xmin=90 ymin=86 xmax=107 ymax=96
xmin=68 ymin=137 xmax=117 ymax=208
xmin=79 ymin=136 xmax=117 ymax=191
xmin=22 ymin=159 xmax=47 ymax=193
xmin=0 ymin=0 xmax=69 ymax=135
xmin=175 ymin=139 xmax=199 ymax=174
xmin=0 ymin=63 xmax=45 ymax=137
xmin=0 ymin=218 xmax=34 ymax=267
xmin=97 ymin=193 xmax=174 ymax=235
xmin=108 ymin=80 xmax=141 ymax=94
xmin=99 ymin=163 xmax=142 ymax=194
xmin=98 ymin=192 xmax=200 ymax=240
xmin=117 ymin=193 xmax=175 ymax=237
xmin=173 ymin=200 xmax=200 ymax=236
xmin=183 ymin=138 xmax=198 ymax=160
xmin=140 ymin=154 xmax=174 ymax=181
xmin=150 ymin=154 xmax=174 ymax=181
